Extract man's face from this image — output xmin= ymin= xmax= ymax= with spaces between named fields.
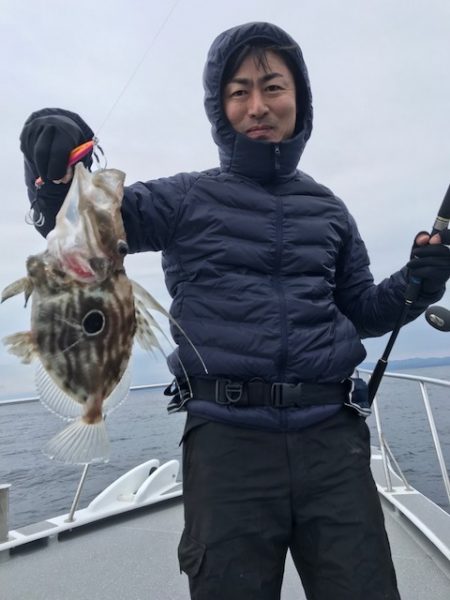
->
xmin=223 ymin=50 xmax=297 ymax=143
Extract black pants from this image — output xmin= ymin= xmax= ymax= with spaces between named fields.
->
xmin=178 ymin=408 xmax=400 ymax=600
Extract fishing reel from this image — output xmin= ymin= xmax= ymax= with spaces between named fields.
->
xmin=425 ymin=305 xmax=450 ymax=332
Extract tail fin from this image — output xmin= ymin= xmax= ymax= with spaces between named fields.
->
xmin=44 ymin=418 xmax=110 ymax=464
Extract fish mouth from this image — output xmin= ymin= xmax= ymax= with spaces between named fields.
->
xmin=61 ymin=254 xmax=95 ymax=281
xmin=59 ymin=252 xmax=114 ymax=282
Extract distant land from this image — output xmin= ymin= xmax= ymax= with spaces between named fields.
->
xmin=360 ymin=356 xmax=450 ymax=371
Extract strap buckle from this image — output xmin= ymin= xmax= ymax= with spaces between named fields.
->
xmin=165 ymin=379 xmax=192 ymax=414
xmin=271 ymin=382 xmax=303 ymax=407
xmin=215 ymin=379 xmax=243 ymax=405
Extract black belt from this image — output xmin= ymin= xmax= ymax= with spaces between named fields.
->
xmin=188 ymin=377 xmax=350 ymax=408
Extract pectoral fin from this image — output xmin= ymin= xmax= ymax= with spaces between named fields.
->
xmin=131 ymin=279 xmax=208 ymax=373
xmin=2 ymin=331 xmax=36 ymax=363
xmin=1 ymin=277 xmax=34 ymax=306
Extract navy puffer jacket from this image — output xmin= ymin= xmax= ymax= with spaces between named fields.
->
xmin=23 ymin=23 xmax=440 ymax=428
xmin=121 ymin=22 xmax=431 ymax=384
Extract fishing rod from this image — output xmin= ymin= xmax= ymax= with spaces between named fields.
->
xmin=368 ymin=183 xmax=450 ymax=403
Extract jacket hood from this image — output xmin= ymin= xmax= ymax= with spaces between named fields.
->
xmin=203 ymin=22 xmax=313 ymax=182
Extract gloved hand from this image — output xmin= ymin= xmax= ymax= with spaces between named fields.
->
xmin=20 ymin=108 xmax=95 ymax=183
xmin=407 ymin=230 xmax=450 ymax=294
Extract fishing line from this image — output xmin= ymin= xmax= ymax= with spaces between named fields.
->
xmin=25 ymin=0 xmax=182 ymax=228
xmin=94 ymin=0 xmax=182 ymax=137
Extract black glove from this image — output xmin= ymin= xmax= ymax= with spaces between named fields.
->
xmin=407 ymin=230 xmax=450 ymax=294
xmin=20 ymin=108 xmax=95 ymax=182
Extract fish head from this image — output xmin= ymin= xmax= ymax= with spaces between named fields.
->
xmin=24 ymin=252 xmax=75 ymax=304
xmin=46 ymin=164 xmax=128 ymax=283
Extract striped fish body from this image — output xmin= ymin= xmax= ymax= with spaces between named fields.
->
xmin=29 ymin=259 xmax=136 ymax=410
xmin=2 ymin=165 xmax=139 ymax=463
xmin=2 ymin=163 xmax=206 ymax=464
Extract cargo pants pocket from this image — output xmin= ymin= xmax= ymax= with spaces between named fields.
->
xmin=178 ymin=529 xmax=206 ymax=577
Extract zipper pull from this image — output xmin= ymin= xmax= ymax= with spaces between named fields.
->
xmin=274 ymin=145 xmax=281 ymax=171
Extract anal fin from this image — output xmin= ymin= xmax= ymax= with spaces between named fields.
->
xmin=35 ymin=361 xmax=84 ymax=420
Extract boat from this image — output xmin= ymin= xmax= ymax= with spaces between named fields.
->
xmin=1 ymin=371 xmax=450 ymax=599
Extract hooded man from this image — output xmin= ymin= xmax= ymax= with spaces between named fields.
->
xmin=19 ymin=21 xmax=450 ymax=600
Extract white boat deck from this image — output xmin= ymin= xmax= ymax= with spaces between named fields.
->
xmin=1 ymin=453 xmax=450 ymax=599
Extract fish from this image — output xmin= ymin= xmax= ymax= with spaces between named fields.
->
xmin=1 ymin=163 xmax=205 ymax=465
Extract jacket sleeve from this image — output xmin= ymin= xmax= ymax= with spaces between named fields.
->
xmin=334 ymin=210 xmax=445 ymax=339
xmin=24 ymin=156 xmax=198 ymax=252
xmin=120 ymin=173 xmax=199 ymax=253
xmin=21 ymin=107 xmax=198 ymax=249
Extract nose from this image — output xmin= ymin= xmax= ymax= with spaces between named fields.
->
xmin=247 ymin=90 xmax=268 ymax=118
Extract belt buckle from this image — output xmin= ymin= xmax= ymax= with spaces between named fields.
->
xmin=215 ymin=379 xmax=243 ymax=405
xmin=271 ymin=383 xmax=303 ymax=407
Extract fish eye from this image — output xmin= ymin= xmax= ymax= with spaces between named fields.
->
xmin=117 ymin=240 xmax=129 ymax=256
xmin=82 ymin=310 xmax=105 ymax=336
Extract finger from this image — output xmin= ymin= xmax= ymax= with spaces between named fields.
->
xmin=429 ymin=233 xmax=443 ymax=245
xmin=34 ymin=126 xmax=71 ymax=181
xmin=46 ymin=142 xmax=72 ymax=181
xmin=411 ymin=244 xmax=450 ymax=259
xmin=52 ymin=166 xmax=73 ymax=184
xmin=414 ymin=231 xmax=430 ymax=246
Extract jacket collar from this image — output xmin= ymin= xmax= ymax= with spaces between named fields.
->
xmin=203 ymin=22 xmax=313 ymax=184
xmin=217 ymin=130 xmax=310 ymax=184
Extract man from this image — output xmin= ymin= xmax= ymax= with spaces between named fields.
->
xmin=19 ymin=21 xmax=450 ymax=600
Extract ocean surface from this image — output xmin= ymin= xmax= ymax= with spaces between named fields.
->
xmin=1 ymin=365 xmax=450 ymax=530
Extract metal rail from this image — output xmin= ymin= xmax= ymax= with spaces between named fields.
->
xmin=0 ymin=382 xmax=169 ymax=407
xmin=359 ymin=369 xmax=450 ymax=504
xmin=0 ymin=382 xmax=169 ymax=534
xmin=1 ymin=372 xmax=450 ymax=534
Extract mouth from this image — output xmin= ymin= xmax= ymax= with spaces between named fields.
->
xmin=246 ymin=125 xmax=274 ymax=139
xmin=62 ymin=254 xmax=97 ymax=282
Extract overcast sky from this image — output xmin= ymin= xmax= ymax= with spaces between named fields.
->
xmin=1 ymin=0 xmax=449 ymax=396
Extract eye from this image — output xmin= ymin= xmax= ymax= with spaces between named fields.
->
xmin=82 ymin=310 xmax=105 ymax=336
xmin=230 ymin=90 xmax=246 ymax=98
xmin=266 ymin=84 xmax=283 ymax=92
xmin=117 ymin=240 xmax=129 ymax=256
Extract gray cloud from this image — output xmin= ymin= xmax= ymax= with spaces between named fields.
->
xmin=1 ymin=0 xmax=450 ymax=396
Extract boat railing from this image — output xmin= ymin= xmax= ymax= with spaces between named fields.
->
xmin=1 ymin=373 xmax=450 ymax=541
xmin=358 ymin=369 xmax=450 ymax=505
xmin=0 ymin=383 xmax=169 ymax=540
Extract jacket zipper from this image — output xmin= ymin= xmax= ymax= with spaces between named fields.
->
xmin=274 ymin=193 xmax=288 ymax=384
xmin=274 ymin=144 xmax=281 ymax=172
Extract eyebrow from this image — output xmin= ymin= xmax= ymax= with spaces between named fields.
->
xmin=227 ymin=72 xmax=285 ymax=86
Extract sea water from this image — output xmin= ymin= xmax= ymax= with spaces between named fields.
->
xmin=1 ymin=366 xmax=450 ymax=530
